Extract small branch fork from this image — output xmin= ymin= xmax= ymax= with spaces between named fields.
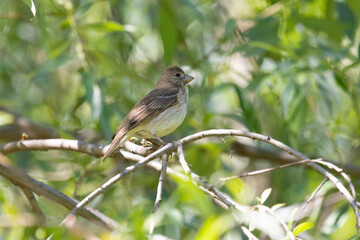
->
xmin=291 ymin=177 xmax=329 ymax=230
xmin=1 ymin=129 xmax=359 ymax=236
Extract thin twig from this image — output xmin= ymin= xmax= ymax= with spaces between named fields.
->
xmin=132 ymin=149 xmax=230 ymax=210
xmin=177 ymin=143 xmax=191 ymax=174
xmin=177 ymin=144 xmax=243 ymax=209
xmin=20 ymin=187 xmax=46 ymax=228
xmin=60 ymin=143 xmax=175 ymax=227
xmin=177 ymin=144 xmax=294 ymax=238
xmin=154 ymin=154 xmax=169 ymax=212
xmin=220 ymin=158 xmax=322 ymax=181
xmin=315 ymin=160 xmax=356 ymax=198
xmin=291 ymin=177 xmax=329 ymax=230
xmin=149 ymin=154 xmax=169 ymax=238
xmin=180 ymin=129 xmax=360 ymax=229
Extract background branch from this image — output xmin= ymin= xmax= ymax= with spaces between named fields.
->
xmin=20 ymin=186 xmax=46 ymax=228
xmin=231 ymin=141 xmax=360 ymax=178
xmin=0 ymin=153 xmax=118 ymax=230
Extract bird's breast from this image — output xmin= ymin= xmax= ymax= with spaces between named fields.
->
xmin=136 ymin=86 xmax=188 ymax=138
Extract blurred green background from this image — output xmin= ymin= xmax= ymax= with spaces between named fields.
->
xmin=0 ymin=0 xmax=360 ymax=239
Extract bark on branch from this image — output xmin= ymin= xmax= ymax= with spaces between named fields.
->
xmin=1 ymin=129 xmax=359 ymax=230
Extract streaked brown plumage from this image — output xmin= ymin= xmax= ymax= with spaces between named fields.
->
xmin=102 ymin=66 xmax=194 ymax=162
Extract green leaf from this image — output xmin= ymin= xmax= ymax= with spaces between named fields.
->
xmin=336 ymin=2 xmax=356 ymax=39
xmin=235 ymin=86 xmax=261 ymax=132
xmin=291 ymin=14 xmax=347 ymax=43
xmin=77 ymin=2 xmax=95 ymax=15
xmin=196 ymin=215 xmax=233 ymax=240
xmin=0 ymin=111 xmax=14 ymax=125
xmin=293 ymin=222 xmax=314 ymax=236
xmin=334 ymin=72 xmax=349 ymax=92
xmin=158 ymin=3 xmax=178 ymax=65
xmin=185 ymin=143 xmax=222 ymax=177
xmin=224 ymin=18 xmax=237 ymax=40
xmin=282 ymin=79 xmax=295 ymax=119
xmin=348 ymin=234 xmax=360 ymax=240
xmin=244 ymin=16 xmax=279 ymax=45
xmin=179 ymin=0 xmax=204 ymax=20
xmin=80 ymin=21 xmax=136 ymax=33
xmin=232 ymin=44 xmax=266 ymax=57
xmin=33 ymin=54 xmax=73 ymax=80
xmin=316 ymin=76 xmax=338 ymax=114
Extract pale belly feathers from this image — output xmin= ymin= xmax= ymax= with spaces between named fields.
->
xmin=134 ymin=86 xmax=188 ymax=139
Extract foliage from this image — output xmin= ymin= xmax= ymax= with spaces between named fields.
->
xmin=0 ymin=0 xmax=360 ymax=239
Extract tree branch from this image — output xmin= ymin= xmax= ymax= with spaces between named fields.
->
xmin=20 ymin=186 xmax=46 ymax=228
xmin=0 ymin=107 xmax=58 ymax=141
xmin=291 ymin=177 xmax=328 ymax=230
xmin=219 ymin=158 xmax=323 ymax=181
xmin=231 ymin=141 xmax=360 ymax=178
xmin=1 ymin=129 xmax=359 ymax=229
xmin=149 ymin=154 xmax=169 ymax=237
xmin=177 ymin=143 xmax=294 ymax=238
xmin=0 ymin=154 xmax=118 ymax=230
xmin=60 ymin=143 xmax=175 ymax=226
xmin=179 ymin=129 xmax=360 ymax=229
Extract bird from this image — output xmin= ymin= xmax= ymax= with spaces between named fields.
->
xmin=101 ymin=66 xmax=194 ymax=163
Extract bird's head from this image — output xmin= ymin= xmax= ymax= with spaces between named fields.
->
xmin=156 ymin=66 xmax=194 ymax=88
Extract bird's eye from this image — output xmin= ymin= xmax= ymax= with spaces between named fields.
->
xmin=175 ymin=73 xmax=181 ymax=77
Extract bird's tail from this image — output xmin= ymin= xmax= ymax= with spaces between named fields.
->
xmin=101 ymin=130 xmax=128 ymax=163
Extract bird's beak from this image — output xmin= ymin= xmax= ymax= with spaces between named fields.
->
xmin=184 ymin=75 xmax=194 ymax=83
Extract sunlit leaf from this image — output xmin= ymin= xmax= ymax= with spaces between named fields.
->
xmin=0 ymin=111 xmax=14 ymax=125
xmin=30 ymin=0 xmax=36 ymax=17
xmin=80 ymin=21 xmax=136 ymax=32
xmin=293 ymin=222 xmax=314 ymax=236
xmin=271 ymin=203 xmax=286 ymax=211
xmin=196 ymin=215 xmax=233 ymax=240
xmin=259 ymin=188 xmax=272 ymax=204
xmin=22 ymin=0 xmax=36 ymax=17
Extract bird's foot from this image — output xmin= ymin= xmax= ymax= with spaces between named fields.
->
xmin=151 ymin=133 xmax=167 ymax=146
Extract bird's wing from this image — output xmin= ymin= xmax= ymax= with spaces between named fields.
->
xmin=126 ymin=88 xmax=179 ymax=130
xmin=101 ymin=88 xmax=179 ymax=163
